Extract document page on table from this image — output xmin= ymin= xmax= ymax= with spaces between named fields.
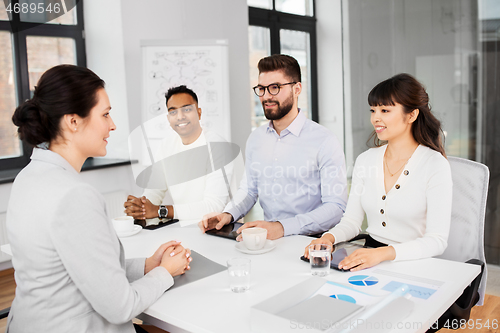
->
xmin=328 ymin=267 xmax=447 ymax=304
xmin=277 ymin=294 xmax=363 ymax=331
xmin=170 ymin=250 xmax=226 ymax=290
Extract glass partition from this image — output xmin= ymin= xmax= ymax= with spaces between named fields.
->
xmin=342 ymin=0 xmax=500 ymax=264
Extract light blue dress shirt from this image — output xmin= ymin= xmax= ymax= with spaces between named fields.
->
xmin=225 ymin=111 xmax=348 ymax=236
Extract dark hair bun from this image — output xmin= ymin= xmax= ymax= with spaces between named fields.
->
xmin=10 ymin=64 xmax=105 ymax=147
xmin=12 ymin=100 xmax=52 ymax=146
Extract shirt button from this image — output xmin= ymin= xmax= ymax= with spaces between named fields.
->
xmin=380 ymin=209 xmax=384 ymax=214
xmin=404 ymin=170 xmax=409 ymax=176
xmin=395 ymin=184 xmax=401 ymax=189
xmin=382 ymin=195 xmax=386 ymax=200
xmin=382 ymin=222 xmax=386 ymax=227
xmin=278 ymin=138 xmax=281 ymax=142
xmin=275 ymin=158 xmax=278 ymax=161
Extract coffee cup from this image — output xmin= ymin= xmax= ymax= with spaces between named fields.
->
xmin=242 ymin=227 xmax=267 ymax=250
xmin=112 ymin=216 xmax=134 ymax=234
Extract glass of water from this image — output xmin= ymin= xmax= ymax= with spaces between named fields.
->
xmin=309 ymin=244 xmax=332 ymax=276
xmin=227 ymin=257 xmax=251 ymax=292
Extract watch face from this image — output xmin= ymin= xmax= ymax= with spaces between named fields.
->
xmin=160 ymin=207 xmax=168 ymax=218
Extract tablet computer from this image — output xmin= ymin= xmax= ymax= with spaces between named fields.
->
xmin=205 ymin=222 xmax=244 ymax=240
xmin=300 ymin=242 xmax=366 ymax=271
xmin=134 ymin=218 xmax=179 ymax=230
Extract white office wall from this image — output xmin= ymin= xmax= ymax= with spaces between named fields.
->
xmin=316 ymin=0 xmax=344 ymax=148
xmin=119 ymin=0 xmax=252 ymax=154
xmin=84 ymin=0 xmax=130 ymax=159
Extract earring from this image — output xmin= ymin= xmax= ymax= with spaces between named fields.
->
xmin=74 ymin=128 xmax=77 ymax=131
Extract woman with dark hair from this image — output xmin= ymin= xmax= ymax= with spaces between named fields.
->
xmin=7 ymin=65 xmax=191 ymax=332
xmin=304 ymin=73 xmax=452 ymax=270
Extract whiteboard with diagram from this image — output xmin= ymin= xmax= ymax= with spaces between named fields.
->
xmin=140 ymin=39 xmax=231 ymax=143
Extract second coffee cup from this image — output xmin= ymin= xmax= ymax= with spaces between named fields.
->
xmin=242 ymin=227 xmax=268 ymax=250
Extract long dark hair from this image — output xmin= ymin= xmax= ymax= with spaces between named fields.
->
xmin=367 ymin=73 xmax=446 ymax=156
xmin=12 ymin=64 xmax=105 ymax=147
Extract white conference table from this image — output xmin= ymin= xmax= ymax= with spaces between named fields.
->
xmin=117 ymin=223 xmax=481 ymax=333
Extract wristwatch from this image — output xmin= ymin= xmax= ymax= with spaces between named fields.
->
xmin=158 ymin=205 xmax=168 ymax=219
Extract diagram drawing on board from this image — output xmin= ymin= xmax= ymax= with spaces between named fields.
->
xmin=142 ymin=40 xmax=230 ymax=142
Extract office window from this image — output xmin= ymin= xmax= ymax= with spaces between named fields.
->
xmin=19 ymin=0 xmax=77 ymax=25
xmin=342 ymin=0 xmax=500 ymax=264
xmin=26 ymin=36 xmax=77 ymax=91
xmin=0 ymin=0 xmax=85 ymax=171
xmin=248 ymin=0 xmax=317 ymax=130
xmin=247 ymin=0 xmax=272 ymax=10
xmin=0 ymin=31 xmax=19 ymax=159
xmin=280 ymin=29 xmax=311 ymax=120
xmin=275 ymin=0 xmax=313 ymax=16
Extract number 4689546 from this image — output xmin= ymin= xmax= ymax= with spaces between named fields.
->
xmin=6 ymin=2 xmax=62 ymax=14
xmin=444 ymin=319 xmax=498 ymax=330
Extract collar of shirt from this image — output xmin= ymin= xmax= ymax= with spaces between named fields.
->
xmin=266 ymin=109 xmax=307 ymax=137
xmin=31 ymin=147 xmax=78 ymax=175
xmin=177 ymin=128 xmax=206 ymax=152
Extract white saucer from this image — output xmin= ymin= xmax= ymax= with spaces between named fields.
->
xmin=235 ymin=240 xmax=276 ymax=255
xmin=117 ymin=225 xmax=142 ymax=238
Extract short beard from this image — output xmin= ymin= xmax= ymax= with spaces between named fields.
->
xmin=262 ymin=94 xmax=294 ymax=121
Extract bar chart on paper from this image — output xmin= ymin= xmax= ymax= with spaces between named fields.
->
xmin=382 ymin=281 xmax=437 ymax=300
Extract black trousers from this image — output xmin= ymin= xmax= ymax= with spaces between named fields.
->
xmin=364 ymin=234 xmax=388 ymax=248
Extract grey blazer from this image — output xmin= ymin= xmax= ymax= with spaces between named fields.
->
xmin=6 ymin=149 xmax=173 ymax=332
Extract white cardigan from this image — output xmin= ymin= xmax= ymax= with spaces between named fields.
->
xmin=327 ymin=144 xmax=452 ymax=261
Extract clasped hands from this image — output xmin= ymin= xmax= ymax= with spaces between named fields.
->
xmin=124 ymin=195 xmax=158 ymax=220
xmin=198 ymin=212 xmax=285 ymax=241
xmin=145 ymin=240 xmax=192 ymax=277
xmin=303 ymin=234 xmax=396 ymax=271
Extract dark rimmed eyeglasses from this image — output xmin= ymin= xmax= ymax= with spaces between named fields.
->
xmin=252 ymin=82 xmax=296 ymax=97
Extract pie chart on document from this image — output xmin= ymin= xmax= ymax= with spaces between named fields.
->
xmin=329 ymin=294 xmax=357 ymax=304
xmin=348 ymin=275 xmax=379 ymax=286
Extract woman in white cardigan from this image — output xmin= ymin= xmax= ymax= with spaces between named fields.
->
xmin=304 ymin=73 xmax=452 ymax=271
xmin=7 ymin=65 xmax=191 ymax=332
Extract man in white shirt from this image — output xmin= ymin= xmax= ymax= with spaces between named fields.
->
xmin=124 ymin=85 xmax=231 ymax=224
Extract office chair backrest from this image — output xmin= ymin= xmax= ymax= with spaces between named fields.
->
xmin=437 ymin=156 xmax=489 ymax=305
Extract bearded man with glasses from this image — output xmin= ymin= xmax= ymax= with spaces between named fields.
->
xmin=200 ymin=54 xmax=347 ymax=240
